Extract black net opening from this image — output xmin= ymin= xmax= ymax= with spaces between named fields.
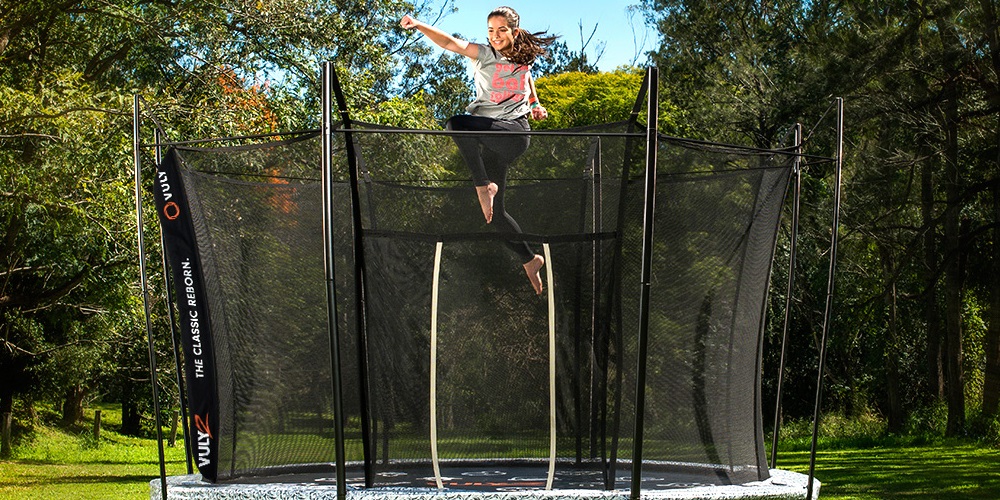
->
xmin=155 ymin=120 xmax=794 ymax=490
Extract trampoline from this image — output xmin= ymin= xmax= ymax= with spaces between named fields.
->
xmin=134 ymin=65 xmax=843 ymax=500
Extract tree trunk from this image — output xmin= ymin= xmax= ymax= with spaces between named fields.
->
xmin=983 ymin=168 xmax=1000 ymax=419
xmin=60 ymin=384 xmax=87 ymax=427
xmin=943 ymin=186 xmax=964 ymax=436
xmin=942 ymin=74 xmax=965 ymax=437
xmin=121 ymin=380 xmax=142 ymax=436
xmin=0 ymin=390 xmax=12 ymax=415
xmin=881 ymin=243 xmax=903 ymax=433
xmin=1 ymin=391 xmax=12 ymax=459
xmin=921 ymin=152 xmax=945 ymax=401
xmin=981 ymin=0 xmax=1000 ymax=418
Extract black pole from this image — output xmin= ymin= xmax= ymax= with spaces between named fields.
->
xmin=134 ymin=95 xmax=168 ymax=500
xmin=587 ymin=137 xmax=603 ymax=465
xmin=606 ymin=68 xmax=651 ymax=490
xmin=328 ymin=62 xmax=375 ymax=487
xmin=155 ymin=128 xmax=194 ymax=475
xmin=771 ymin=123 xmax=803 ymax=468
xmin=572 ymin=142 xmax=594 ymax=465
xmin=160 ymin=234 xmax=193 ymax=474
xmin=322 ymin=62 xmax=349 ymax=500
xmin=807 ymin=98 xmax=844 ymax=499
xmin=629 ymin=66 xmax=659 ymax=500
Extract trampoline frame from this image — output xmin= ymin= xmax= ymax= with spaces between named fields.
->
xmin=133 ymin=63 xmax=844 ymax=500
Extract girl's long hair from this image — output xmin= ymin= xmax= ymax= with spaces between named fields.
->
xmin=489 ymin=6 xmax=557 ymax=66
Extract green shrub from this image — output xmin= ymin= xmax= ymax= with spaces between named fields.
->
xmin=904 ymin=401 xmax=948 ymax=436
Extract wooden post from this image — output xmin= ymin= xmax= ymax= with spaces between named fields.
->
xmin=2 ymin=412 xmax=12 ymax=458
xmin=168 ymin=410 xmax=179 ymax=447
xmin=93 ymin=410 xmax=102 ymax=443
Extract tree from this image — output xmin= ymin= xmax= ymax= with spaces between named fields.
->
xmin=1 ymin=69 xmax=135 ymax=428
xmin=1 ymin=0 xmax=443 ymax=441
xmin=971 ymin=0 xmax=1000 ymax=424
xmin=642 ymin=0 xmax=1000 ymax=438
xmin=533 ymin=69 xmax=676 ymax=131
xmin=831 ymin=0 xmax=1000 ymax=436
xmin=641 ymin=0 xmax=828 ymax=147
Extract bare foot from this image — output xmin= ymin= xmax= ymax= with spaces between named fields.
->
xmin=476 ymin=182 xmax=498 ymax=223
xmin=523 ymin=254 xmax=545 ymax=295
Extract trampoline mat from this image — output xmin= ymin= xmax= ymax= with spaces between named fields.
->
xmin=214 ymin=461 xmax=741 ymax=491
xmin=360 ymin=465 xmax=711 ymax=490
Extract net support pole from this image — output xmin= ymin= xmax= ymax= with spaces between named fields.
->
xmin=159 ymin=232 xmax=193 ymax=474
xmin=134 ymin=95 xmax=168 ymax=500
xmin=807 ymin=97 xmax=844 ymax=500
xmin=328 ymin=61 xmax=376 ymax=488
xmin=321 ymin=62 xmax=349 ymax=500
xmin=610 ymin=72 xmax=651 ymax=490
xmin=770 ymin=123 xmax=803 ymax=468
xmin=429 ymin=241 xmax=444 ymax=490
xmin=630 ymin=66 xmax=660 ymax=500
xmin=573 ymin=147 xmax=593 ymax=465
xmin=544 ymin=243 xmax=557 ymax=490
xmin=588 ymin=139 xmax=603 ymax=463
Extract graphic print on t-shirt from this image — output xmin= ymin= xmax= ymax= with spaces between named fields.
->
xmin=490 ymin=63 xmax=530 ymax=105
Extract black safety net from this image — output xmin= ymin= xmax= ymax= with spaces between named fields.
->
xmin=155 ymin=132 xmax=363 ymax=481
xmin=348 ymin=122 xmax=640 ymax=489
xmin=154 ymin=119 xmax=793 ymax=489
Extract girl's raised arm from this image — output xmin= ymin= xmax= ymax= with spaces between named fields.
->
xmin=401 ymin=15 xmax=479 ymax=59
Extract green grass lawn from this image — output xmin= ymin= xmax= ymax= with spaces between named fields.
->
xmin=774 ymin=443 xmax=1000 ymax=499
xmin=3 ymin=405 xmax=999 ymax=499
xmin=0 ymin=405 xmax=188 ymax=500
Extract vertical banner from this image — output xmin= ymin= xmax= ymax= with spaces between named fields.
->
xmin=152 ymin=148 xmax=220 ymax=482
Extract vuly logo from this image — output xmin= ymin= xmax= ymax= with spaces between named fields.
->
xmin=162 ymin=201 xmax=180 ymax=221
xmin=157 ymin=170 xmax=181 ymax=220
xmin=194 ymin=413 xmax=213 ymax=467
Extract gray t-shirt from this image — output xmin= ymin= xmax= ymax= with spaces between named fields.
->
xmin=466 ymin=44 xmax=532 ymax=120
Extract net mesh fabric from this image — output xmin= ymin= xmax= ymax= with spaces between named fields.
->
xmin=634 ymin=139 xmax=791 ymax=481
xmin=163 ymin=122 xmax=792 ymax=487
xmin=170 ymin=134 xmax=363 ymax=479
xmin=350 ymin=124 xmax=634 ymax=487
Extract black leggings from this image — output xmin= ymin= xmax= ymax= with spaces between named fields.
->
xmin=445 ymin=114 xmax=534 ymax=263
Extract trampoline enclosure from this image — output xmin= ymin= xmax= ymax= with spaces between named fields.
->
xmin=152 ymin=111 xmax=793 ymax=490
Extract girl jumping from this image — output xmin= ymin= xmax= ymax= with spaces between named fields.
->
xmin=400 ymin=6 xmax=555 ymax=295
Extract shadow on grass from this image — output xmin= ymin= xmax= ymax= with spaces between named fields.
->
xmin=12 ymin=458 xmax=185 ymax=466
xmin=775 ymin=444 xmax=1000 ymax=499
xmin=10 ymin=473 xmax=167 ymax=487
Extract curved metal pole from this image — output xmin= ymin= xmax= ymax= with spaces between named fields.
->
xmin=630 ymin=66 xmax=659 ymax=500
xmin=321 ymin=62 xmax=349 ymax=500
xmin=544 ymin=243 xmax=557 ymax=490
xmin=429 ymin=242 xmax=444 ymax=490
xmin=134 ymin=95 xmax=168 ymax=500
xmin=771 ymin=123 xmax=803 ymax=468
xmin=808 ymin=98 xmax=844 ymax=499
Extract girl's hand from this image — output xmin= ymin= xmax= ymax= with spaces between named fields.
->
xmin=531 ymin=105 xmax=548 ymax=121
xmin=400 ymin=15 xmax=419 ymax=29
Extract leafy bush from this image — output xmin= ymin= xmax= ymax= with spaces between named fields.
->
xmin=904 ymin=402 xmax=948 ymax=436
